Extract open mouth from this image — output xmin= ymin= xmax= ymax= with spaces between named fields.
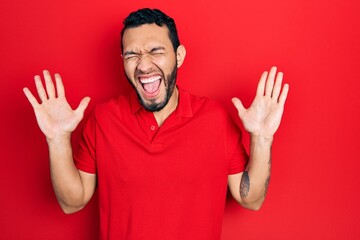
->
xmin=139 ymin=75 xmax=162 ymax=96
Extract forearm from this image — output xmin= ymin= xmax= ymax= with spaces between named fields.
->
xmin=240 ymin=135 xmax=272 ymax=208
xmin=230 ymin=66 xmax=288 ymax=210
xmin=48 ymin=136 xmax=85 ymax=212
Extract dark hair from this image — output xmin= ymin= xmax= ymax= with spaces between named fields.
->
xmin=121 ymin=8 xmax=180 ymax=52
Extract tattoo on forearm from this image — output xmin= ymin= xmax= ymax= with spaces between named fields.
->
xmin=264 ymin=176 xmax=271 ymax=197
xmin=240 ymin=171 xmax=250 ymax=198
xmin=268 ymin=146 xmax=272 ymax=165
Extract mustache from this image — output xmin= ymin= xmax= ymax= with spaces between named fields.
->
xmin=134 ymin=64 xmax=164 ymax=78
xmin=135 ymin=69 xmax=162 ymax=76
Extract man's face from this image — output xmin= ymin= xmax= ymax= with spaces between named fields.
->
xmin=122 ymin=24 xmax=178 ymax=112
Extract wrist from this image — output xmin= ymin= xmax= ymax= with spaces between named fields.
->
xmin=46 ymin=133 xmax=71 ymax=145
xmin=250 ymin=134 xmax=273 ymax=146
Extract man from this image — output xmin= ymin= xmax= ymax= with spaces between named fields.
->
xmin=23 ymin=8 xmax=289 ymax=240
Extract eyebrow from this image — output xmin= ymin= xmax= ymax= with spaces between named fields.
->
xmin=123 ymin=50 xmax=138 ymax=56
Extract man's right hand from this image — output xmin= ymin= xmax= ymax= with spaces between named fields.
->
xmin=23 ymin=70 xmax=90 ymax=141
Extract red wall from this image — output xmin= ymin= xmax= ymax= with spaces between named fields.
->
xmin=1 ymin=0 xmax=360 ymax=239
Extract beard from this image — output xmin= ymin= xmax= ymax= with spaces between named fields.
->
xmin=126 ymin=63 xmax=178 ymax=112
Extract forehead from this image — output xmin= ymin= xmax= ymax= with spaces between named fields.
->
xmin=122 ymin=24 xmax=172 ymax=50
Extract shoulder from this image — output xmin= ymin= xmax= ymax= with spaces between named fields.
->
xmin=184 ymin=89 xmax=241 ymax=138
xmin=185 ymin=90 xmax=228 ymax=117
xmin=92 ymin=94 xmax=132 ymax=120
xmin=178 ymin=88 xmax=231 ymax=128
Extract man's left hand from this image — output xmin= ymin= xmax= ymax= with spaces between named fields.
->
xmin=232 ymin=66 xmax=289 ymax=140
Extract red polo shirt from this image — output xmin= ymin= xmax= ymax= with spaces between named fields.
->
xmin=74 ymin=87 xmax=248 ymax=240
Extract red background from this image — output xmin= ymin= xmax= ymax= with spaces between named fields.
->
xmin=1 ymin=0 xmax=360 ymax=239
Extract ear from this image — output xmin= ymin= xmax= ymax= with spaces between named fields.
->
xmin=176 ymin=45 xmax=186 ymax=68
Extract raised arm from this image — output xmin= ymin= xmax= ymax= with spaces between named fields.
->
xmin=228 ymin=66 xmax=289 ymax=210
xmin=23 ymin=70 xmax=96 ymax=213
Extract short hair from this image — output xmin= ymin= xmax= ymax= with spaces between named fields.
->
xmin=121 ymin=8 xmax=180 ymax=52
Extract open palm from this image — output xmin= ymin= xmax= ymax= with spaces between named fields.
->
xmin=23 ymin=70 xmax=90 ymax=141
xmin=232 ymin=67 xmax=289 ymax=139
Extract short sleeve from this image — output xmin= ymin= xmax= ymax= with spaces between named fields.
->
xmin=74 ymin=112 xmax=97 ymax=174
xmin=226 ymin=115 xmax=249 ymax=175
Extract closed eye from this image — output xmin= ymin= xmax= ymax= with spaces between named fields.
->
xmin=122 ymin=47 xmax=166 ymax=61
xmin=123 ymin=51 xmax=140 ymax=60
xmin=149 ymin=47 xmax=165 ymax=55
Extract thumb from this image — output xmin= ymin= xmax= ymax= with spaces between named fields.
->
xmin=75 ymin=97 xmax=91 ymax=117
xmin=232 ymin=97 xmax=246 ymax=118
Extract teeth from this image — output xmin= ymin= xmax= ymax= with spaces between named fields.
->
xmin=140 ymin=76 xmax=161 ymax=84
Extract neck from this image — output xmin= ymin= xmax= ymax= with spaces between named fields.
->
xmin=153 ymin=87 xmax=179 ymax=127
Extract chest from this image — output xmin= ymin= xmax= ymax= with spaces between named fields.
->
xmin=94 ymin=112 xmax=230 ymax=191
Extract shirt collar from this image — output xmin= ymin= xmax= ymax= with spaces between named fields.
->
xmin=129 ymin=86 xmax=193 ymax=118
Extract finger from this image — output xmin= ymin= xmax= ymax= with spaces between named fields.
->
xmin=256 ymin=71 xmax=268 ymax=96
xmin=232 ymin=97 xmax=246 ymax=118
xmin=75 ymin=97 xmax=91 ymax=118
xmin=23 ymin=87 xmax=40 ymax=108
xmin=272 ymin=71 xmax=283 ymax=100
xmin=34 ymin=75 xmax=48 ymax=102
xmin=43 ymin=70 xmax=55 ymax=99
xmin=54 ymin=73 xmax=65 ymax=98
xmin=265 ymin=66 xmax=277 ymax=97
xmin=278 ymin=83 xmax=289 ymax=105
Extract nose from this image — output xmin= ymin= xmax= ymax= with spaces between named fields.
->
xmin=136 ymin=53 xmax=153 ymax=73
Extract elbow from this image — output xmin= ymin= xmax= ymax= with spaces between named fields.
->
xmin=59 ymin=201 xmax=85 ymax=214
xmin=61 ymin=206 xmax=82 ymax=215
xmin=238 ymin=198 xmax=264 ymax=211
xmin=245 ymin=202 xmax=263 ymax=211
